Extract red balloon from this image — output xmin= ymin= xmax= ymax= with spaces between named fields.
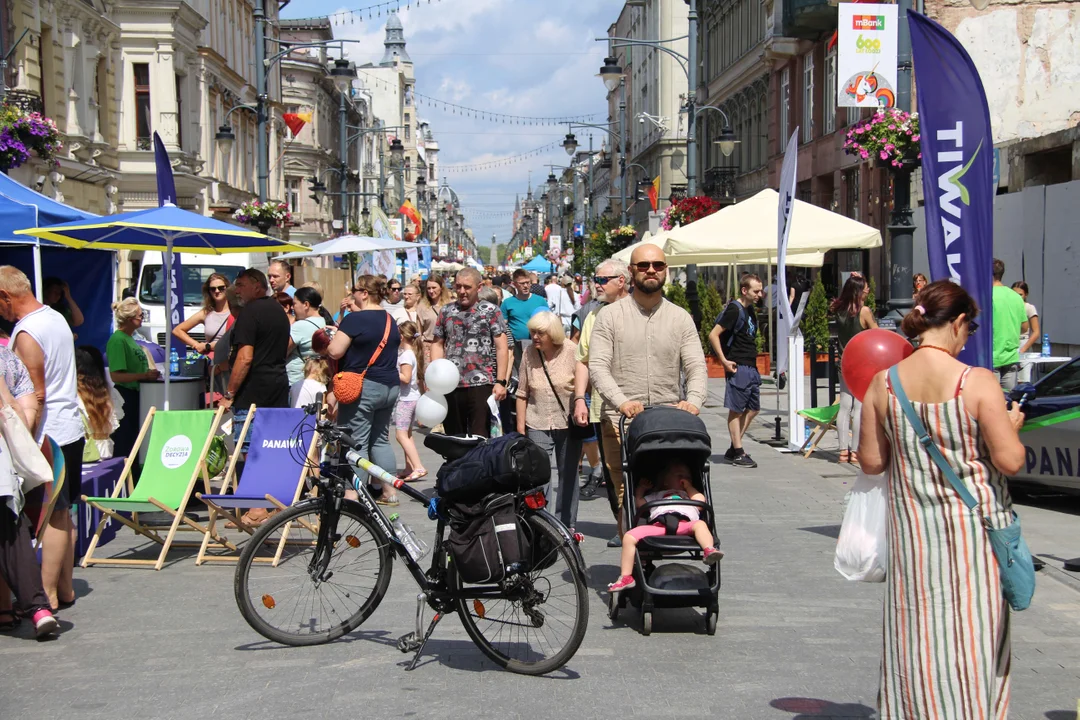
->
xmin=841 ymin=329 xmax=914 ymax=402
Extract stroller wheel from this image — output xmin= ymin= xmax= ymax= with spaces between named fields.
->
xmin=706 ymin=611 xmax=718 ymax=636
xmin=642 ymin=611 xmax=653 ymax=636
xmin=607 ymin=592 xmax=619 ymax=622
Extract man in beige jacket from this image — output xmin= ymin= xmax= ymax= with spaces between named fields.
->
xmin=587 ymin=245 xmax=708 ymax=545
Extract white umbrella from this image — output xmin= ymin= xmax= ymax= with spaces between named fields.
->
xmin=275 ymin=234 xmax=428 ymax=259
xmin=663 ymin=189 xmax=881 ymax=265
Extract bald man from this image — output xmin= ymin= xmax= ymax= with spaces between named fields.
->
xmin=587 ymin=245 xmax=707 ymax=544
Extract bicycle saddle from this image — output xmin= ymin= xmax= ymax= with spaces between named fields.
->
xmin=423 ymin=433 xmax=486 ymax=461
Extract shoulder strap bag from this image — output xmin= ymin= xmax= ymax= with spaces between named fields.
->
xmin=537 ymin=347 xmax=592 ymax=441
xmin=333 ymin=314 xmax=393 ymax=406
xmin=889 ymin=365 xmax=1035 ymax=611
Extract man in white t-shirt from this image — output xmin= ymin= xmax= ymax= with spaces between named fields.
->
xmin=545 ymin=275 xmax=579 ymax=334
xmin=0 ymin=266 xmax=83 ymax=611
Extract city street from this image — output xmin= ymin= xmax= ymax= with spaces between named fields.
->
xmin=2 ymin=380 xmax=1077 ymax=720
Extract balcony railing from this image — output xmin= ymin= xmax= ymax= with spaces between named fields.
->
xmin=783 ymin=0 xmax=836 ymax=38
xmin=4 ymin=89 xmax=44 ymax=114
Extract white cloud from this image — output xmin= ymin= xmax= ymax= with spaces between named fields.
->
xmin=284 ymin=0 xmax=624 ymax=248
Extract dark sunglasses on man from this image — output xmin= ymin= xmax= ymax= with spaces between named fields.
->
xmin=634 ymin=261 xmax=667 ymax=272
xmin=593 ymin=275 xmax=619 ymax=286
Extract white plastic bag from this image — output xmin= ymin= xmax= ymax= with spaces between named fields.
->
xmin=834 ymin=469 xmax=888 ymax=582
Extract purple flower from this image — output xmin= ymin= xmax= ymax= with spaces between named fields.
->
xmin=860 ymin=150 xmax=869 ymax=159
xmin=912 ymin=134 xmax=920 ymax=142
xmin=880 ymin=150 xmax=889 ymax=160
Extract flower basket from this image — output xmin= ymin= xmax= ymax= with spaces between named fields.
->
xmin=233 ymin=200 xmax=292 ymax=229
xmin=608 ymin=225 xmax=636 ymax=243
xmin=661 ymin=195 xmax=722 ymax=231
xmin=0 ymin=105 xmax=62 ymax=172
xmin=843 ymin=108 xmax=921 ymax=170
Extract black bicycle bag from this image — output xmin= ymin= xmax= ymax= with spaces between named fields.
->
xmin=435 ymin=432 xmax=550 ymax=502
xmin=446 ymin=493 xmax=529 ymax=584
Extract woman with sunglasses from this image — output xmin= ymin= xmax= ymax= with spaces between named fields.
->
xmin=831 ymin=273 xmax=877 ymax=464
xmin=172 ymin=273 xmax=233 ymax=357
xmin=859 ymin=279 xmax=1024 ymax=718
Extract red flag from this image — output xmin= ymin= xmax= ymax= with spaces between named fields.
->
xmin=542 ymin=226 xmax=551 ymax=243
xmin=647 ymin=175 xmax=660 ymax=212
xmin=283 ymin=112 xmax=311 ymax=137
xmin=399 ymin=200 xmax=422 ymax=235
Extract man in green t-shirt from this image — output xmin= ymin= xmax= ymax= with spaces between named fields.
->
xmin=991 ymin=258 xmax=1029 ymax=390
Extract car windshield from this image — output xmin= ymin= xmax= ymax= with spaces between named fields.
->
xmin=139 ymin=265 xmax=241 ymax=305
xmin=1036 ymin=356 xmax=1080 ymax=398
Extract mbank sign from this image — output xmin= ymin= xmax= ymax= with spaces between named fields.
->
xmin=853 ymin=14 xmax=886 ymax=30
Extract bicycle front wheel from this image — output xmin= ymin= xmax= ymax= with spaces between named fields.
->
xmin=454 ymin=513 xmax=589 ymax=675
xmin=234 ymin=499 xmax=392 ymax=646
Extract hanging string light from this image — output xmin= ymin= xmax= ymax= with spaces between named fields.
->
xmin=441 ymin=141 xmax=563 ymax=173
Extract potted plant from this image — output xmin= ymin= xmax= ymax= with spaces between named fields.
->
xmin=755 ymin=325 xmax=771 ymax=376
xmin=608 ymin=224 xmax=636 ymax=246
xmin=0 ymin=105 xmax=62 ymax=172
xmin=800 ymin=274 xmax=831 ymax=373
xmin=843 ymin=108 xmax=921 ymax=170
xmin=233 ymin=200 xmax=291 ymax=233
xmin=696 ymin=284 xmax=726 ymax=378
xmin=660 ymin=195 xmax=722 ymax=230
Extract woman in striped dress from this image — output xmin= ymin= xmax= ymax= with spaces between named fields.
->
xmin=858 ymin=280 xmax=1026 ymax=719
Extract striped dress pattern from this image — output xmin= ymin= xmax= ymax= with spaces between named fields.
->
xmin=880 ymin=370 xmax=1013 ymax=719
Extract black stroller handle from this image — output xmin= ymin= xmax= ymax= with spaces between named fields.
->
xmin=634 ymin=498 xmax=715 ymax=528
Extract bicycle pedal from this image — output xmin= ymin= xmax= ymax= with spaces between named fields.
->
xmin=397 ymin=632 xmax=422 ymax=653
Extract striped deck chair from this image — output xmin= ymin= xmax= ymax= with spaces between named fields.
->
xmin=195 ymin=407 xmax=318 ymax=565
xmin=81 ymin=407 xmax=229 ymax=570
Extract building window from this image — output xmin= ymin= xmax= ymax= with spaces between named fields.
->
xmin=802 ymin=52 xmax=814 ymax=144
xmin=779 ymin=68 xmax=790 ymax=142
xmin=285 ymin=177 xmax=300 ymax=213
xmin=134 ymin=63 xmax=152 ymax=150
xmin=824 ymin=46 xmax=837 ymax=136
xmin=404 ymin=157 xmax=411 ymax=183
xmin=844 ymin=168 xmax=860 ymax=222
xmin=847 ymin=106 xmax=861 ymax=127
xmin=429 ymin=164 xmax=436 ymax=181
xmin=175 ymin=75 xmax=184 ymax=151
xmin=404 ymin=113 xmax=411 ymax=140
xmin=94 ymin=58 xmax=107 ymax=138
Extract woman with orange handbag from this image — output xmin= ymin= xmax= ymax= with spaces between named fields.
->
xmin=326 ymin=275 xmax=401 ymax=506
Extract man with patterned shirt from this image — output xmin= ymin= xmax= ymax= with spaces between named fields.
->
xmin=430 ymin=268 xmax=509 ymax=437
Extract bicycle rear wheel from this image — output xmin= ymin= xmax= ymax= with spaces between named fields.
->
xmin=234 ymin=499 xmax=392 ymax=646
xmin=454 ymin=513 xmax=589 ymax=675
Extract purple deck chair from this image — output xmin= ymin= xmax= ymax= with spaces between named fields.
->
xmin=195 ymin=406 xmax=318 ymax=564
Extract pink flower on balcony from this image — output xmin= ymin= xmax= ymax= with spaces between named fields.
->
xmin=860 ymin=150 xmax=869 ymax=159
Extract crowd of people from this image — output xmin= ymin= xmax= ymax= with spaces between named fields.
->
xmin=0 ymin=251 xmax=1040 ymax=717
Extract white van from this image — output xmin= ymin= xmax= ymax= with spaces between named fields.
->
xmin=135 ymin=252 xmax=268 ymax=347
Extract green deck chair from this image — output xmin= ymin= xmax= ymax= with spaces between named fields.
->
xmin=797 ymin=403 xmax=841 ymax=458
xmin=81 ymin=406 xmax=232 ymax=570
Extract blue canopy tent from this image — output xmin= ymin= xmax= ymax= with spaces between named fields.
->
xmin=522 ymin=255 xmax=557 ymax=274
xmin=0 ymin=172 xmax=116 ymax=351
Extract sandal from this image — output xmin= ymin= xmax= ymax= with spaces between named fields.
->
xmin=838 ymin=451 xmax=851 ymax=464
xmin=402 ymin=469 xmax=428 ymax=482
xmin=849 ymin=452 xmax=859 ymax=465
xmin=375 ymin=495 xmax=399 ymax=507
xmin=0 ymin=610 xmax=17 ymax=631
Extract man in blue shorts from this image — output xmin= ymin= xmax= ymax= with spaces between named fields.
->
xmin=708 ymin=273 xmax=764 ymax=468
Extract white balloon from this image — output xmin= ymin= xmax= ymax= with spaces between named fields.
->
xmin=425 ymin=359 xmax=461 ymax=395
xmin=415 ymin=392 xmax=449 ymax=428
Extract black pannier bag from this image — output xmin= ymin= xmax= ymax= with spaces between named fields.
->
xmin=446 ymin=494 xmax=530 ymax=584
xmin=436 ymin=432 xmax=550 ymax=503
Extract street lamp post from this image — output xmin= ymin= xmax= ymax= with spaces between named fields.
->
xmin=886 ymin=0 xmax=916 ymax=321
xmin=563 ymin=113 xmax=625 ymax=225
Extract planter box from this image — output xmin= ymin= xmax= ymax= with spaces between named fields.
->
xmin=756 ymin=353 xmax=771 ymax=376
xmin=706 ymin=356 xmax=727 ymax=378
xmin=803 ymin=352 xmax=831 ymax=374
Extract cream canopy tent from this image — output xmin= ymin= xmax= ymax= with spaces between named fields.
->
xmin=662 ymin=188 xmax=881 ymax=265
xmin=613 ymin=233 xmax=825 ymax=267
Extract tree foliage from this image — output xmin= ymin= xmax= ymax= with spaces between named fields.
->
xmin=800 ymin=274 xmax=831 ymax=353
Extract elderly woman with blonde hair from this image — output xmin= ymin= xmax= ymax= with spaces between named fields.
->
xmin=515 ymin=310 xmax=582 ymax=529
xmin=106 ymin=297 xmax=161 ymax=457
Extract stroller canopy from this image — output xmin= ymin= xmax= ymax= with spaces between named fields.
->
xmin=624 ymin=406 xmax=712 ymax=469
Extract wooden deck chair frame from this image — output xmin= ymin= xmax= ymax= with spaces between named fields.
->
xmin=798 ymin=403 xmax=840 ymax=459
xmin=80 ymin=406 xmax=232 ymax=570
xmin=194 ymin=405 xmax=319 ymax=565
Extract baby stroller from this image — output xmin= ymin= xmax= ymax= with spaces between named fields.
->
xmin=609 ymin=406 xmax=721 ymax=635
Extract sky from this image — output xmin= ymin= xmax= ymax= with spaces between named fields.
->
xmin=280 ymin=0 xmax=624 ymax=257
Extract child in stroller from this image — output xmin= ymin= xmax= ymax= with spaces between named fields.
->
xmin=607 ymin=459 xmax=724 ymax=592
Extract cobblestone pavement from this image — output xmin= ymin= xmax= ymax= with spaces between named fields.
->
xmin=2 ymin=380 xmax=1078 ymax=720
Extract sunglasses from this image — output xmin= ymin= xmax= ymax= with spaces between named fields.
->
xmin=634 ymin=261 xmax=667 ymax=272
xmin=593 ymin=275 xmax=619 ymax=285
xmin=967 ymin=320 xmax=979 ymax=335
xmin=388 ymin=286 xmax=402 ymax=292
xmin=209 ymin=285 xmax=227 ymax=293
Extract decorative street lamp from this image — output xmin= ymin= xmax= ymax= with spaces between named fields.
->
xmin=389 ymin=138 xmax=405 ymax=166
xmin=597 ymin=56 xmax=623 ymax=93
xmin=562 ymin=133 xmax=578 ymax=156
xmin=214 ymin=124 xmax=236 ymax=161
xmin=329 ymin=57 xmax=356 ymax=92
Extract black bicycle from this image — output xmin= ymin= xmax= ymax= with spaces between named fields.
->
xmin=233 ymin=402 xmax=589 ymax=676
